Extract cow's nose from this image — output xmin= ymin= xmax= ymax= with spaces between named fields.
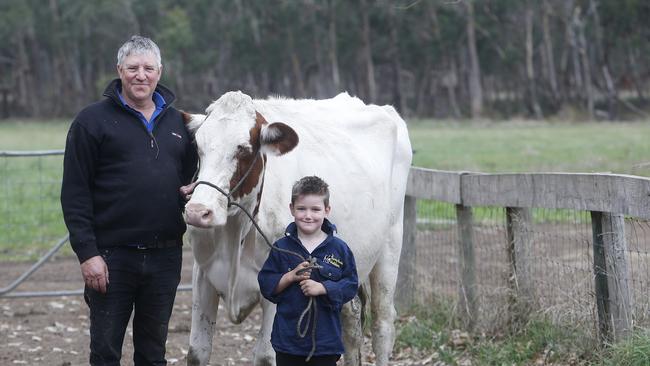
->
xmin=185 ymin=203 xmax=214 ymax=228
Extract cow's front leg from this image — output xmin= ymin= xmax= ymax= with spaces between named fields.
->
xmin=253 ymin=297 xmax=276 ymax=366
xmin=187 ymin=263 xmax=220 ymax=366
xmin=341 ymin=293 xmax=364 ymax=366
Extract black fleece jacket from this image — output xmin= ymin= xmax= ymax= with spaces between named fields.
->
xmin=61 ymin=79 xmax=198 ymax=263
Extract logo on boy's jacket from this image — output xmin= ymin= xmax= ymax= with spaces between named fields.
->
xmin=323 ymin=254 xmax=343 ymax=268
xmin=171 ymin=132 xmax=182 ymax=139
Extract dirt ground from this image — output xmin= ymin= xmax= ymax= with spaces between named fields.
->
xmin=0 ymin=248 xmax=422 ymax=366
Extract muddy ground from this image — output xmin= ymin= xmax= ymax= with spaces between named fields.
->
xmin=0 ymin=248 xmax=425 ymax=366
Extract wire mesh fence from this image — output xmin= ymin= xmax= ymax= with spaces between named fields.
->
xmin=0 ymin=151 xmax=67 ymax=260
xmin=407 ymin=188 xmax=650 ymax=344
xmin=626 ymin=218 xmax=650 ymax=327
xmin=4 ymin=152 xmax=650 ymax=346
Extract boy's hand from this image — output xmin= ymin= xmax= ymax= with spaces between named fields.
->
xmin=299 ymin=279 xmax=326 ymax=297
xmin=289 ymin=261 xmax=312 ymax=282
xmin=273 ymin=261 xmax=312 ymax=295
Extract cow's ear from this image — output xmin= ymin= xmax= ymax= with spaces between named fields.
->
xmin=260 ymin=122 xmax=299 ymax=156
xmin=180 ymin=111 xmax=206 ymax=136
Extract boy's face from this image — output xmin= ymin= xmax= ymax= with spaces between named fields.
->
xmin=289 ymin=194 xmax=330 ymax=236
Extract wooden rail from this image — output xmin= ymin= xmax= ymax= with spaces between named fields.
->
xmin=398 ymin=167 xmax=650 ymax=341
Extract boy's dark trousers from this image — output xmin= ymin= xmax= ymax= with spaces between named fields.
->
xmin=84 ymin=245 xmax=182 ymax=366
xmin=276 ymin=351 xmax=341 ymax=366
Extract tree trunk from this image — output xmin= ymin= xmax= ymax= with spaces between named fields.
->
xmin=15 ymin=34 xmax=30 ymax=115
xmin=446 ymin=61 xmax=461 ymax=119
xmin=359 ymin=0 xmax=377 ymax=103
xmin=541 ymin=0 xmax=560 ymax=103
xmin=525 ymin=3 xmax=543 ymax=119
xmin=388 ymin=5 xmax=404 ymax=113
xmin=465 ymin=0 xmax=483 ymax=118
xmin=574 ymin=7 xmax=595 ymax=119
xmin=308 ymin=4 xmax=326 ymax=98
xmin=328 ymin=0 xmax=341 ymax=93
xmin=626 ymin=45 xmax=646 ymax=102
xmin=590 ymin=0 xmax=617 ymax=120
xmin=429 ymin=2 xmax=460 ymax=118
xmin=564 ymin=1 xmax=583 ymax=101
xmin=288 ymin=30 xmax=306 ymax=98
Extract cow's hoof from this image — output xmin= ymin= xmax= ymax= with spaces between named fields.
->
xmin=186 ymin=347 xmax=203 ymax=366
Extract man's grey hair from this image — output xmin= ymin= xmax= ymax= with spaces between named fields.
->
xmin=116 ymin=35 xmax=162 ymax=67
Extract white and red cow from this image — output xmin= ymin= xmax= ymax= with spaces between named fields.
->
xmin=182 ymin=91 xmax=412 ymax=366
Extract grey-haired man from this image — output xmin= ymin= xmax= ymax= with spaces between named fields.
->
xmin=61 ymin=35 xmax=197 ymax=365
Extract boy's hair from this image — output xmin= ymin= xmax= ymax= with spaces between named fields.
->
xmin=291 ymin=176 xmax=330 ymax=206
xmin=117 ymin=35 xmax=162 ymax=67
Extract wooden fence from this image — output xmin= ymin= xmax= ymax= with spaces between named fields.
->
xmin=397 ymin=167 xmax=650 ymax=342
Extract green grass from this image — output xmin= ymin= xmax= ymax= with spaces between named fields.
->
xmin=597 ymin=330 xmax=650 ymax=366
xmin=0 ymin=119 xmax=70 ymax=150
xmin=2 ymin=119 xmax=650 ymax=363
xmin=395 ymin=305 xmax=598 ymax=365
xmin=394 ymin=302 xmax=461 ymax=364
xmin=1 ymin=119 xmax=649 ymax=261
xmin=408 ymin=120 xmax=650 ymax=177
xmin=1 ymin=119 xmax=71 ymax=260
xmin=471 ymin=319 xmax=592 ymax=365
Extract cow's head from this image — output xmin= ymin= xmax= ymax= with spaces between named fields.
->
xmin=184 ymin=91 xmax=298 ymax=228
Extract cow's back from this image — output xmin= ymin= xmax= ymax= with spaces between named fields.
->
xmin=253 ymin=93 xmax=412 ymax=279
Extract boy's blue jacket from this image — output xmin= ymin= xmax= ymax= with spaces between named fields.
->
xmin=258 ymin=219 xmax=358 ymax=356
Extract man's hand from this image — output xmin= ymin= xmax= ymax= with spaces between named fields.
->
xmin=180 ymin=182 xmax=198 ymax=202
xmin=81 ymin=256 xmax=109 ymax=294
xmin=299 ymin=279 xmax=326 ymax=297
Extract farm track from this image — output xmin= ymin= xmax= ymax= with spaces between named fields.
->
xmin=0 ymin=247 xmax=422 ymax=366
xmin=0 ymin=247 xmax=261 ymax=365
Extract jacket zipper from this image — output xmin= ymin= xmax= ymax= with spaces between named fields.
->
xmin=147 ymin=105 xmax=172 ymax=160
xmin=106 ymin=88 xmax=168 ymax=160
xmin=149 ymin=131 xmax=160 ymax=159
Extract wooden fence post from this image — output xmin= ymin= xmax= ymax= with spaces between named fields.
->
xmin=591 ymin=211 xmax=633 ymax=341
xmin=396 ymin=195 xmax=418 ymax=312
xmin=506 ymin=207 xmax=534 ymax=322
xmin=456 ymin=204 xmax=477 ymax=329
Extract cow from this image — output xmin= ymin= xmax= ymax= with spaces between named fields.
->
xmin=182 ymin=91 xmax=412 ymax=366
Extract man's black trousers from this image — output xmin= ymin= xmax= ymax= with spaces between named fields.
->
xmin=84 ymin=245 xmax=182 ymax=366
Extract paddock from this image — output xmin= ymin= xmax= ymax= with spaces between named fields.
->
xmin=3 ymin=151 xmax=650 ymax=365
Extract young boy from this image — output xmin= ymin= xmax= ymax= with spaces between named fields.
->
xmin=258 ymin=176 xmax=358 ymax=366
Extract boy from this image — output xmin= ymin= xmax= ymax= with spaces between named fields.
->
xmin=258 ymin=176 xmax=358 ymax=366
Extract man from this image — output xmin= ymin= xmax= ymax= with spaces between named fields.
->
xmin=61 ymin=35 xmax=197 ymax=365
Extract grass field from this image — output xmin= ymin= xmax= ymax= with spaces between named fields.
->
xmin=408 ymin=119 xmax=650 ymax=176
xmin=3 ymin=118 xmax=650 ymax=173
xmin=1 ymin=118 xmax=650 ymax=261
xmin=3 ymin=119 xmax=650 ymax=364
xmin=0 ymin=119 xmax=70 ymax=150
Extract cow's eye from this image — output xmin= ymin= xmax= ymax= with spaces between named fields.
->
xmin=235 ymin=144 xmax=252 ymax=159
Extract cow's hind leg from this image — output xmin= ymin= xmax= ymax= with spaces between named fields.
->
xmin=187 ymin=263 xmax=220 ymax=366
xmin=341 ymin=288 xmax=365 ymax=366
xmin=369 ymin=242 xmax=400 ymax=366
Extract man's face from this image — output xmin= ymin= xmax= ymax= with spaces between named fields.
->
xmin=117 ymin=52 xmax=161 ymax=105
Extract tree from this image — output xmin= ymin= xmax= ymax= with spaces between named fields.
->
xmin=464 ymin=0 xmax=483 ymax=118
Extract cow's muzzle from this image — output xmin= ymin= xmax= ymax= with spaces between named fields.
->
xmin=184 ymin=203 xmax=223 ymax=228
